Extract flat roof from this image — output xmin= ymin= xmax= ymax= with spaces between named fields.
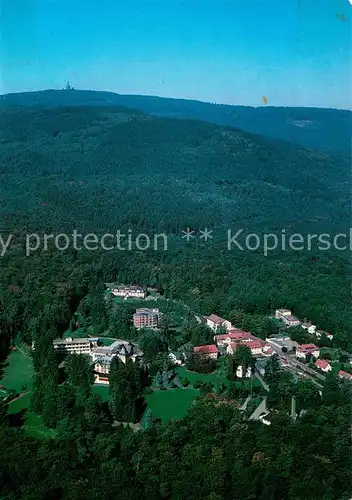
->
xmin=53 ymin=337 xmax=93 ymax=344
xmin=134 ymin=308 xmax=159 ymax=316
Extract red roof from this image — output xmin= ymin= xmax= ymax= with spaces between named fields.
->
xmin=298 ymin=343 xmax=318 ymax=352
xmin=215 ymin=330 xmax=252 ymax=342
xmin=207 ymin=314 xmax=227 ymax=325
xmin=228 ymin=329 xmax=254 ymax=337
xmin=315 ymin=359 xmax=330 ymax=369
xmin=232 ymin=340 xmax=263 ymax=351
xmin=263 ymin=345 xmax=274 ymax=353
xmin=194 ymin=344 xmax=219 ymax=354
xmin=264 ymin=347 xmax=273 ymax=354
xmin=338 ymin=370 xmax=352 ymax=380
xmin=243 ymin=340 xmax=263 ymax=350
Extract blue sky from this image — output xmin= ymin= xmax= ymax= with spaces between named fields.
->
xmin=1 ymin=0 xmax=351 ymax=108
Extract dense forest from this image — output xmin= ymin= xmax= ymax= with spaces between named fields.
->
xmin=0 ymin=99 xmax=351 ymax=499
xmin=1 ymin=368 xmax=351 ymax=500
xmin=1 ymin=89 xmax=351 ymax=154
xmin=0 ymin=104 xmax=350 ymax=346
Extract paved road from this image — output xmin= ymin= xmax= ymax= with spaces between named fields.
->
xmin=269 ymin=344 xmax=325 ymax=388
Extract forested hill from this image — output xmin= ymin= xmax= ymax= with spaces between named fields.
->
xmin=0 ymin=105 xmax=350 ymax=236
xmin=1 ymin=89 xmax=351 ymax=154
xmin=0 ymin=103 xmax=351 ymax=344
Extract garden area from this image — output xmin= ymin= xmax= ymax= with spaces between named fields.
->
xmin=0 ymin=349 xmax=34 ymax=395
xmin=145 ymin=388 xmax=200 ymax=423
xmin=0 ymin=349 xmax=56 ymax=439
xmin=176 ymin=365 xmax=261 ymax=390
xmin=92 ymin=384 xmax=111 ymax=402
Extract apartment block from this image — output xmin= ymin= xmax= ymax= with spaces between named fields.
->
xmin=133 ymin=308 xmax=160 ymax=329
xmin=52 ymin=337 xmax=99 ymax=355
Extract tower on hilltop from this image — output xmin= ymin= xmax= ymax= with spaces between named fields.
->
xmin=64 ymin=81 xmax=74 ymax=90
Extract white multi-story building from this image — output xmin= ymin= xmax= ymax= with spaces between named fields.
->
xmin=227 ymin=340 xmax=264 ymax=357
xmin=52 ymin=337 xmax=99 ymax=355
xmin=91 ymin=339 xmax=143 ymax=363
xmin=275 ymin=309 xmax=301 ymax=327
xmin=214 ymin=329 xmax=253 ymax=346
xmin=133 ymin=308 xmax=160 ymax=329
xmin=111 ymin=285 xmax=145 ymax=299
xmin=296 ymin=344 xmax=320 ymax=360
xmin=206 ymin=314 xmax=232 ymax=332
xmin=92 ymin=340 xmax=143 ymax=383
xmin=193 ymin=344 xmax=219 ymax=360
xmin=315 ymin=359 xmax=332 ymax=373
xmin=301 ymin=323 xmax=316 ymax=335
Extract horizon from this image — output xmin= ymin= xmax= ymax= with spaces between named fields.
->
xmin=2 ymin=0 xmax=351 ymax=109
xmin=1 ymin=87 xmax=351 ymax=112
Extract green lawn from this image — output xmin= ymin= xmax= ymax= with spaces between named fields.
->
xmin=176 ymin=366 xmax=260 ymax=389
xmin=63 ymin=326 xmax=117 ymax=346
xmin=1 ymin=350 xmax=55 ymax=439
xmin=146 ymin=388 xmax=199 ymax=422
xmin=92 ymin=384 xmax=111 ymax=402
xmin=97 ymin=337 xmax=116 ymax=346
xmin=177 ymin=366 xmax=226 ymax=386
xmin=7 ymin=393 xmax=32 ymax=413
xmin=0 ymin=350 xmax=34 ymax=393
xmin=93 ymin=381 xmax=199 ymax=421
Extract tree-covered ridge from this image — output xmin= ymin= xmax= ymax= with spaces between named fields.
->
xmin=0 ymin=102 xmax=351 ymax=499
xmin=0 ymin=105 xmax=349 ymax=236
xmin=1 ymin=89 xmax=351 ymax=154
xmin=0 ymin=104 xmax=350 ymax=347
xmin=0 ymin=372 xmax=351 ymax=500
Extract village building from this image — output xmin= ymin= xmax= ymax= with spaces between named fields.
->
xmin=206 ymin=314 xmax=232 ymax=332
xmin=91 ymin=339 xmax=142 ymax=363
xmin=301 ymin=322 xmax=317 ymax=334
xmin=107 ymin=284 xmax=146 ymax=299
xmin=93 ymin=357 xmax=112 ymax=384
xmin=240 ymin=339 xmax=264 ymax=356
xmin=193 ymin=344 xmax=219 ymax=360
xmin=52 ymin=337 xmax=99 ymax=355
xmin=236 ymin=365 xmax=252 ymax=378
xmin=266 ymin=335 xmax=297 ymax=353
xmin=315 ymin=330 xmax=334 ymax=340
xmin=296 ymin=343 xmax=320 ymax=360
xmin=133 ymin=308 xmax=160 ymax=329
xmin=92 ymin=340 xmax=143 ymax=384
xmin=338 ymin=370 xmax=352 ymax=381
xmin=226 ymin=339 xmax=264 ymax=357
xmin=262 ymin=344 xmax=274 ymax=356
xmin=214 ymin=329 xmax=253 ymax=346
xmin=275 ymin=309 xmax=301 ymax=327
xmin=315 ymin=359 xmax=332 ymax=372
